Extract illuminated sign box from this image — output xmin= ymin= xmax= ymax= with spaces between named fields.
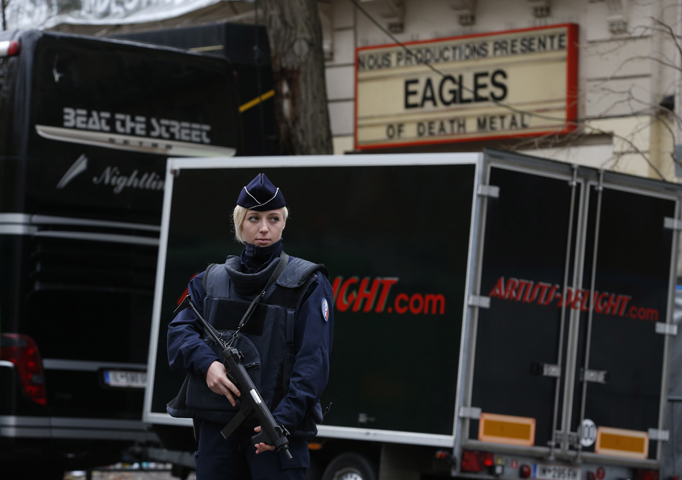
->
xmin=355 ymin=24 xmax=578 ymax=150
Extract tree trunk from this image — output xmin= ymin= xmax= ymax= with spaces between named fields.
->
xmin=261 ymin=0 xmax=333 ymax=155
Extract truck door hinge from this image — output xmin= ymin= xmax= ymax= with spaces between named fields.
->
xmin=477 ymin=184 xmax=500 ymax=198
xmin=357 ymin=413 xmax=376 ymax=424
xmin=648 ymin=429 xmax=669 ymax=441
xmin=656 ymin=322 xmax=678 ymax=336
xmin=581 ymin=368 xmax=608 ymax=384
xmin=459 ymin=406 xmax=482 ymax=419
xmin=530 ymin=362 xmax=561 ymax=377
xmin=551 ymin=431 xmax=578 ymax=448
xmin=664 ymin=217 xmax=682 ymax=231
xmin=468 ymin=295 xmax=491 ymax=308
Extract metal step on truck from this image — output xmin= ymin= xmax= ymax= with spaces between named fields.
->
xmin=145 ymin=150 xmax=682 ymax=480
xmin=0 ymin=29 xmax=242 ymax=479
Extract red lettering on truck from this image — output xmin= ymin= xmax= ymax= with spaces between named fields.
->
xmin=488 ymin=275 xmax=657 ymax=322
xmin=330 ymin=276 xmax=445 ymax=315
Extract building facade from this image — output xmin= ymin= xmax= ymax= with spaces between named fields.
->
xmin=323 ymin=0 xmax=682 ymax=181
xmin=27 ymin=0 xmax=682 ymax=178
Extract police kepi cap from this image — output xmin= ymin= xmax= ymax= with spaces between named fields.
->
xmin=237 ymin=173 xmax=286 ymax=211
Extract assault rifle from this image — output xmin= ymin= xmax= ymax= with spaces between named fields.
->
xmin=175 ymin=295 xmax=292 ymax=459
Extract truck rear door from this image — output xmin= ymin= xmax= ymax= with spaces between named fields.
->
xmin=463 ymin=151 xmax=680 ymax=467
xmin=465 ymin=153 xmax=583 ymax=453
xmin=569 ymin=177 xmax=678 ymax=461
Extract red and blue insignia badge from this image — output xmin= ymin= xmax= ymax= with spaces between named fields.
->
xmin=321 ymin=298 xmax=329 ymax=322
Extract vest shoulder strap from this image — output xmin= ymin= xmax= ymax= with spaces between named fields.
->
xmin=204 ymin=260 xmax=233 ymax=298
xmin=202 ymin=263 xmax=218 ymax=294
xmin=276 ymin=257 xmax=329 ymax=289
xmin=285 ymin=274 xmax=320 ymax=348
xmin=264 ymin=257 xmax=325 ymax=311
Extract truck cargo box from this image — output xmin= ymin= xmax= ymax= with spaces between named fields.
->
xmin=146 ymin=151 xmax=681 ymax=479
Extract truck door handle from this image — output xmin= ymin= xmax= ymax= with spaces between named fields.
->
xmin=581 ymin=368 xmax=608 ymax=384
xmin=530 ymin=362 xmax=561 ymax=378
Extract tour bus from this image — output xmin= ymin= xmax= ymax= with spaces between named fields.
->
xmin=117 ymin=20 xmax=279 ymax=157
xmin=0 ymin=29 xmax=242 ymax=479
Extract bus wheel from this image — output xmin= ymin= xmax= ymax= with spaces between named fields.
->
xmin=321 ymin=453 xmax=377 ymax=480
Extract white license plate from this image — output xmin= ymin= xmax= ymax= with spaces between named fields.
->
xmin=103 ymin=370 xmax=147 ymax=388
xmin=533 ymin=464 xmax=581 ymax=480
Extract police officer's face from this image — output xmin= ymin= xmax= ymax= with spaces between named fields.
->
xmin=241 ymin=208 xmax=286 ymax=247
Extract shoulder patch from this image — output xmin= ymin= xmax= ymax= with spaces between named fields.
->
xmin=321 ymin=298 xmax=330 ymax=322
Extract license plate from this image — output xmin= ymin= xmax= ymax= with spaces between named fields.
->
xmin=533 ymin=464 xmax=581 ymax=480
xmin=103 ymin=370 xmax=147 ymax=388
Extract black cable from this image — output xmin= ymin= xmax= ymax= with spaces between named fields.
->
xmin=254 ymin=0 xmax=267 ymax=154
xmin=349 ymin=0 xmax=654 ymax=127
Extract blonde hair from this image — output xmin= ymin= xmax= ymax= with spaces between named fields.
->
xmin=232 ymin=205 xmax=289 ymax=244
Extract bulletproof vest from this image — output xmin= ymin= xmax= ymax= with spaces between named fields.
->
xmin=184 ymin=254 xmax=325 ymax=422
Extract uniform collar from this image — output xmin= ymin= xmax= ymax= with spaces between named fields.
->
xmin=224 ymin=254 xmax=281 ymax=297
xmin=240 ymin=240 xmax=283 ymax=274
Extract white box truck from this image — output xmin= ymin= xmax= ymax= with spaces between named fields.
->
xmin=145 ymin=151 xmax=682 ymax=480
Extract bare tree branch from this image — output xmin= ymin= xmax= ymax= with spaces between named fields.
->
xmin=652 ymin=17 xmax=682 ymax=66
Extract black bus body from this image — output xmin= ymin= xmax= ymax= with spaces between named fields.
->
xmin=147 ymin=151 xmax=682 ymax=480
xmin=0 ymin=29 xmax=241 ymax=478
xmin=117 ymin=21 xmax=279 ymax=157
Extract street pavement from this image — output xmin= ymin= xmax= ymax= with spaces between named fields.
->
xmin=63 ymin=464 xmax=195 ymax=480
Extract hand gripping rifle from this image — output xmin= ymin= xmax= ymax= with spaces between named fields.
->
xmin=175 ymin=293 xmax=292 ymax=459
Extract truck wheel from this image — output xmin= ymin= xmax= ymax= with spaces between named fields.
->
xmin=321 ymin=453 xmax=377 ymax=480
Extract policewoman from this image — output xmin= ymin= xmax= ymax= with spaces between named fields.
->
xmin=166 ymin=173 xmax=333 ymax=480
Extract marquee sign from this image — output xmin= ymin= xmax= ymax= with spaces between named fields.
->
xmin=355 ymin=24 xmax=578 ymax=150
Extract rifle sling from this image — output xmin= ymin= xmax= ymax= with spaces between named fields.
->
xmin=203 ymin=252 xmax=289 ymax=347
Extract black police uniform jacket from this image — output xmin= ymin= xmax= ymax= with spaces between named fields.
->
xmin=166 ymin=245 xmax=333 ymax=440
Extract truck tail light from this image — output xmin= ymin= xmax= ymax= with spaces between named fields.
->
xmin=519 ymin=465 xmax=532 ymax=478
xmin=0 ymin=40 xmax=21 ymax=57
xmin=461 ymin=450 xmax=494 ymax=472
xmin=0 ymin=333 xmax=47 ymax=405
xmin=636 ymin=469 xmax=659 ymax=480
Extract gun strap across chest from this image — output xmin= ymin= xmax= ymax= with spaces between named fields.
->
xmin=207 ymin=251 xmax=290 ymax=348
